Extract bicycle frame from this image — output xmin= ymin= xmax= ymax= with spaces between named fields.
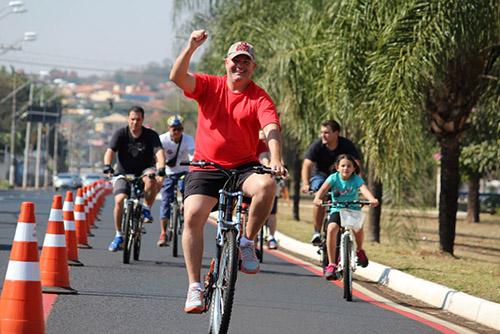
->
xmin=168 ymin=173 xmax=185 ymax=257
xmin=180 ymin=160 xmax=274 ymax=334
xmin=116 ymin=172 xmax=153 ymax=264
xmin=320 ymin=200 xmax=369 ymax=301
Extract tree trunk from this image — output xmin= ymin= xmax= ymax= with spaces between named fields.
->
xmin=367 ymin=167 xmax=383 ymax=242
xmin=438 ymin=137 xmax=460 ymax=255
xmin=293 ymin=152 xmax=301 ymax=221
xmin=466 ymin=174 xmax=480 ymax=223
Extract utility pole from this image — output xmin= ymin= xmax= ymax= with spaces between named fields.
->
xmin=53 ymin=123 xmax=58 ymax=176
xmin=22 ymin=82 xmax=33 ymax=188
xmin=8 ymin=72 xmax=16 ymax=187
xmin=43 ymin=123 xmax=50 ymax=188
xmin=34 ymin=90 xmax=43 ymax=189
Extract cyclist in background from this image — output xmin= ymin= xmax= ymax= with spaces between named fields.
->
xmin=157 ymin=115 xmax=195 ymax=247
xmin=301 ymin=120 xmax=361 ymax=246
xmin=103 ymin=106 xmax=166 ymax=252
xmin=170 ymin=29 xmax=287 ymax=313
xmin=313 ymin=154 xmax=378 ymax=280
xmin=257 ymin=130 xmax=280 ymax=249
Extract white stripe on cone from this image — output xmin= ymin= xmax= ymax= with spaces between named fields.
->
xmin=63 ymin=202 xmax=74 ymax=211
xmin=5 ymin=261 xmax=40 ymax=281
xmin=13 ymin=222 xmax=37 ymax=242
xmin=43 ymin=234 xmax=66 ymax=247
xmin=49 ymin=209 xmax=63 ymax=222
xmin=75 ymin=197 xmax=84 ymax=205
xmin=74 ymin=212 xmax=86 ymax=220
xmin=64 ymin=220 xmax=76 ymax=231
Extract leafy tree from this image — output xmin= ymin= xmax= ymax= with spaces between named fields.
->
xmin=173 ymin=0 xmax=500 ymax=254
xmin=460 ymin=96 xmax=500 ymax=222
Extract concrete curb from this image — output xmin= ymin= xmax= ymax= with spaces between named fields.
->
xmin=274 ymin=230 xmax=500 ymax=331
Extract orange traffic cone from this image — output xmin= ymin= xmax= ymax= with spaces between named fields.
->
xmin=83 ymin=187 xmax=94 ymax=237
xmin=40 ymin=195 xmax=77 ymax=294
xmin=75 ymin=188 xmax=91 ymax=249
xmin=63 ymin=191 xmax=83 ymax=267
xmin=0 ymin=202 xmax=45 ymax=334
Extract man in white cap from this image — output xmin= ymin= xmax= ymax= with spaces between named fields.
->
xmin=157 ymin=115 xmax=195 ymax=247
xmin=170 ymin=30 xmax=287 ymax=313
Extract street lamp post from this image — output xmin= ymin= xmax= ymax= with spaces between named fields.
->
xmin=0 ymin=1 xmax=26 ymax=20
xmin=8 ymin=72 xmax=16 ymax=187
xmin=0 ymin=31 xmax=36 ymax=55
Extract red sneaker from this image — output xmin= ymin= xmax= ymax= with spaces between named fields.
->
xmin=356 ymin=249 xmax=369 ymax=268
xmin=324 ymin=263 xmax=338 ymax=281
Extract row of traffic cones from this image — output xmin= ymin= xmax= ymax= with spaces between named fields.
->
xmin=0 ymin=180 xmax=112 ymax=333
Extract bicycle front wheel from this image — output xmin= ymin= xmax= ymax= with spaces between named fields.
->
xmin=122 ymin=202 xmax=134 ymax=264
xmin=342 ymin=236 xmax=353 ymax=301
xmin=133 ymin=211 xmax=142 ymax=261
xmin=171 ymin=203 xmax=179 ymax=257
xmin=209 ymin=229 xmax=238 ymax=334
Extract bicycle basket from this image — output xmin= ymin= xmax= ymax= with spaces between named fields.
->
xmin=339 ymin=209 xmax=364 ymax=231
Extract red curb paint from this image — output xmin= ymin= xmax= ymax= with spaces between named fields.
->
xmin=42 ymin=293 xmax=58 ymax=320
xmin=271 ymin=249 xmax=459 ymax=334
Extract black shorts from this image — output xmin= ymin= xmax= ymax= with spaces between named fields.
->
xmin=184 ymin=163 xmax=259 ymax=200
xmin=112 ymin=167 xmax=156 ymax=196
xmin=326 ymin=211 xmax=341 ymax=227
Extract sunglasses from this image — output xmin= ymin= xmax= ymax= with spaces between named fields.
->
xmin=171 ymin=127 xmax=183 ymax=132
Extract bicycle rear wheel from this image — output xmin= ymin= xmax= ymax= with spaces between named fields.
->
xmin=122 ymin=202 xmax=134 ymax=264
xmin=209 ymin=229 xmax=238 ymax=334
xmin=256 ymin=226 xmax=264 ymax=263
xmin=342 ymin=236 xmax=353 ymax=301
xmin=133 ymin=212 xmax=142 ymax=261
xmin=171 ymin=202 xmax=179 ymax=257
xmin=320 ymin=220 xmax=329 ymax=270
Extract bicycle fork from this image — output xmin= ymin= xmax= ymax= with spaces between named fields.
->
xmin=337 ymin=230 xmax=357 ymax=277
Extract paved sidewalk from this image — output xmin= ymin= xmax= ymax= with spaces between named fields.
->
xmin=274 ymin=230 xmax=500 ymax=331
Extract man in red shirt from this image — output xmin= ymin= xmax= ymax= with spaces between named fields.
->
xmin=170 ymin=29 xmax=287 ymax=313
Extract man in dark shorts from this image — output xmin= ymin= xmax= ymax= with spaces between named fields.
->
xmin=170 ymin=29 xmax=287 ymax=313
xmin=300 ymin=120 xmax=361 ymax=245
xmin=103 ymin=106 xmax=166 ymax=252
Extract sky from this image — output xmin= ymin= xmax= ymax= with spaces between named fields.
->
xmin=0 ymin=0 xmax=187 ymax=76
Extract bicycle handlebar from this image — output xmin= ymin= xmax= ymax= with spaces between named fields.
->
xmin=321 ymin=200 xmax=371 ymax=207
xmin=180 ymin=160 xmax=275 ymax=176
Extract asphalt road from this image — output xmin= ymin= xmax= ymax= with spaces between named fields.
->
xmin=0 ymin=189 xmax=461 ymax=333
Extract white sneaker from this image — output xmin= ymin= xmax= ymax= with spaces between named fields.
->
xmin=268 ymin=238 xmax=278 ymax=250
xmin=239 ymin=242 xmax=260 ymax=274
xmin=311 ymin=232 xmax=321 ymax=246
xmin=184 ymin=286 xmax=204 ymax=314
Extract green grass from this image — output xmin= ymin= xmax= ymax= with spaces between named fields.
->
xmin=276 ymin=200 xmax=500 ymax=304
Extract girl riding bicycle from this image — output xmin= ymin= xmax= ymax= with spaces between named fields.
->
xmin=313 ymin=154 xmax=379 ymax=280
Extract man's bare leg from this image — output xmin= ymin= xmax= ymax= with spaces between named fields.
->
xmin=242 ymin=174 xmax=276 ymax=239
xmin=182 ymin=194 xmax=217 ymax=284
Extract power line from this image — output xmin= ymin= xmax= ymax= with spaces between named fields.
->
xmin=20 ymin=50 xmax=143 ymax=68
xmin=0 ymin=57 xmax=169 ymax=78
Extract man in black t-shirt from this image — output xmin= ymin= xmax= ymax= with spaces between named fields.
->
xmin=301 ymin=120 xmax=361 ymax=245
xmin=103 ymin=106 xmax=166 ymax=252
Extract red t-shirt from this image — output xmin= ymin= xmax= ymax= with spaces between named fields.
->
xmin=184 ymin=73 xmax=280 ymax=169
xmin=256 ymin=139 xmax=269 ymax=156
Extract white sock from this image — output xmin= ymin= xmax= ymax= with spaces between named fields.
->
xmin=115 ymin=231 xmax=123 ymax=237
xmin=268 ymin=235 xmax=275 ymax=240
xmin=240 ymin=236 xmax=254 ymax=247
xmin=143 ymin=204 xmax=150 ymax=210
xmin=189 ymin=282 xmax=203 ymax=290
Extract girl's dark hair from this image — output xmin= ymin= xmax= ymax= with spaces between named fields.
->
xmin=334 ymin=154 xmax=360 ymax=175
xmin=128 ymin=105 xmax=145 ymax=118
